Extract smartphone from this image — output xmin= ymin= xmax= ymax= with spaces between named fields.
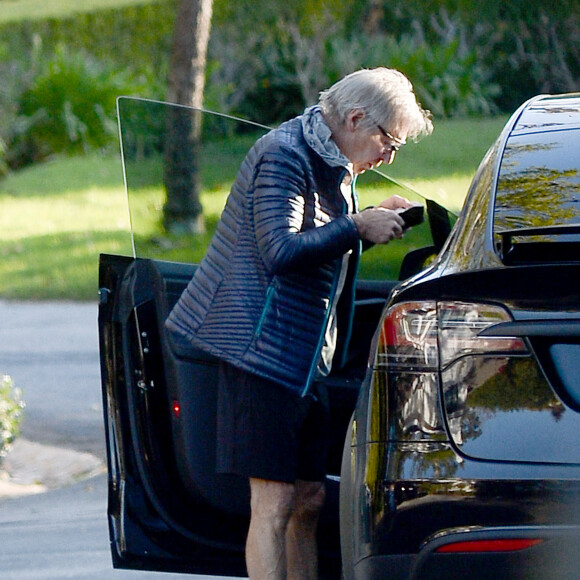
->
xmin=397 ymin=204 xmax=424 ymax=229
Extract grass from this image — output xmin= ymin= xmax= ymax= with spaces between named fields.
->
xmin=0 ymin=0 xmax=157 ymax=24
xmin=0 ymin=115 xmax=508 ymax=301
xmin=0 ymin=155 xmax=132 ymax=300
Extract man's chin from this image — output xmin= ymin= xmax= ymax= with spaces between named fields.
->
xmin=354 ymin=163 xmax=371 ymax=175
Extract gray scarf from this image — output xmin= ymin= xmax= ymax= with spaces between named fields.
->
xmin=301 ymin=105 xmax=350 ymax=169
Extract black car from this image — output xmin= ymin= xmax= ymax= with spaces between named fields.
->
xmin=99 ymin=94 xmax=580 ymax=579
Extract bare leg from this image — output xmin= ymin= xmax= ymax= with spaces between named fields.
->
xmin=245 ymin=478 xmax=325 ymax=580
xmin=246 ymin=478 xmax=295 ymax=580
xmin=286 ymin=480 xmax=325 ymax=580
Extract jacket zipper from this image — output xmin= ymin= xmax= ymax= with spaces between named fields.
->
xmin=301 ymin=173 xmax=357 ymax=397
xmin=254 ymin=282 xmax=275 ymax=339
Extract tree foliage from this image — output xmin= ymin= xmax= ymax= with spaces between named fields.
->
xmin=0 ymin=0 xmax=578 ymax=175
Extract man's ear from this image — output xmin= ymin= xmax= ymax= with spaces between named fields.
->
xmin=345 ymin=109 xmax=366 ymax=132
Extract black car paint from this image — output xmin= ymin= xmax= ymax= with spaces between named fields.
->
xmin=339 ymin=94 xmax=580 ymax=579
xmin=100 ymin=93 xmax=580 ymax=579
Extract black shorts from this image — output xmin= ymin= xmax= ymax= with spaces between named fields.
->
xmin=216 ymin=360 xmax=330 ymax=483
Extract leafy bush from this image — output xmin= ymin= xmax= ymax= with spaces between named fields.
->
xmin=490 ymin=10 xmax=580 ymax=111
xmin=0 ymin=375 xmax=25 ymax=461
xmin=0 ymin=38 xmax=41 ymax=176
xmin=372 ymin=2 xmax=580 ymax=112
xmin=0 ymin=2 xmax=175 ymax=171
xmin=209 ymin=10 xmax=500 ymax=122
xmin=0 ymin=1 xmax=175 ymax=81
xmin=209 ymin=1 xmax=579 ymax=120
xmin=372 ymin=35 xmax=501 ymax=118
xmin=1 ymin=0 xmax=578 ymax=173
xmin=6 ymin=46 xmax=142 ymax=170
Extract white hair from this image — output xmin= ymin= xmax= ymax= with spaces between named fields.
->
xmin=319 ymin=67 xmax=433 ymax=141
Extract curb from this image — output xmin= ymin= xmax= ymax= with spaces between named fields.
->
xmin=0 ymin=438 xmax=105 ymax=499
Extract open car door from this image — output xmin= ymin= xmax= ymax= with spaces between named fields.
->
xmin=99 ymin=97 xmax=453 ymax=577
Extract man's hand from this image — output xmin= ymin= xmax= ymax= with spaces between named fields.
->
xmin=378 ymin=194 xmax=413 ymax=211
xmin=351 ymin=207 xmax=405 ymax=244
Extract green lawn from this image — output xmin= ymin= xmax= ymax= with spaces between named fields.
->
xmin=0 ymin=0 xmax=156 ymax=24
xmin=0 ymin=115 xmax=508 ymax=301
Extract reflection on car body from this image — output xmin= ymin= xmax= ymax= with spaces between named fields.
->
xmin=99 ymin=93 xmax=580 ymax=580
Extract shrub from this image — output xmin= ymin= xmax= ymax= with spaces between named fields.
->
xmin=0 ymin=38 xmax=40 ymax=176
xmin=0 ymin=1 xmax=175 ymax=82
xmin=209 ymin=1 xmax=578 ymax=120
xmin=6 ymin=45 xmax=147 ymax=170
xmin=209 ymin=10 xmax=500 ymax=122
xmin=490 ymin=10 xmax=580 ymax=111
xmin=377 ymin=35 xmax=501 ymax=118
xmin=0 ymin=375 xmax=25 ymax=462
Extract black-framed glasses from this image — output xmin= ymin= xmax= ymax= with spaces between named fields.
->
xmin=377 ymin=125 xmax=406 ymax=152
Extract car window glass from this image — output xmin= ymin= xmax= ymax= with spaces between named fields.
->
xmin=355 ymin=169 xmax=442 ymax=280
xmin=117 ymin=97 xmax=447 ymax=280
xmin=494 ymin=130 xmax=580 ymax=234
xmin=117 ymin=97 xmax=269 ymax=263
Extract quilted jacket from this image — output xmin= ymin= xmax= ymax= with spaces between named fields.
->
xmin=165 ymin=113 xmax=363 ymax=396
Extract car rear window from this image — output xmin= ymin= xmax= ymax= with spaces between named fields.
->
xmin=493 ymin=128 xmax=580 ymax=263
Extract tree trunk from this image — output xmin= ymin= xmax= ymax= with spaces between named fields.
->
xmin=364 ymin=0 xmax=384 ymax=35
xmin=163 ymin=0 xmax=213 ymax=234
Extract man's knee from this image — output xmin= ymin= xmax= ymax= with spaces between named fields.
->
xmin=249 ymin=478 xmax=296 ymax=530
xmin=294 ymin=480 xmax=326 ymax=517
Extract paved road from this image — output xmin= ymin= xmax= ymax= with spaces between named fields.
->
xmin=0 ymin=473 xmax=236 ymax=580
xmin=0 ymin=300 xmax=105 ymax=458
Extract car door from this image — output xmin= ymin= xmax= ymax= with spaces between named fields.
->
xmin=98 ymin=97 xmax=447 ymax=578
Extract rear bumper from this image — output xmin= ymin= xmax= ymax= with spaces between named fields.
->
xmin=354 ymin=525 xmax=580 ymax=580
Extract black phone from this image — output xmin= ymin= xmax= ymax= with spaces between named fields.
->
xmin=397 ymin=204 xmax=424 ymax=229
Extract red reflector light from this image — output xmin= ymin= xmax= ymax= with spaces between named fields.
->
xmin=172 ymin=400 xmax=181 ymax=418
xmin=436 ymin=539 xmax=542 ymax=553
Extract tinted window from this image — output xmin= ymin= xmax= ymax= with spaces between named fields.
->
xmin=494 ymin=129 xmax=580 ymax=234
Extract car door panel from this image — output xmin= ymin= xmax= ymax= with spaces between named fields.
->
xmin=100 ymin=255 xmax=249 ymax=576
xmin=101 ymin=97 xmax=450 ymax=577
xmin=99 ymin=253 xmax=391 ymax=577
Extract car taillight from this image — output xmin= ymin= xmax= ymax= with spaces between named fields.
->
xmin=438 ymin=302 xmax=528 ymax=368
xmin=435 ymin=538 xmax=542 ymax=553
xmin=375 ymin=301 xmax=529 ymax=439
xmin=379 ymin=301 xmax=438 ymax=370
xmin=375 ymin=301 xmax=440 ymax=437
xmin=377 ymin=300 xmax=528 ymax=369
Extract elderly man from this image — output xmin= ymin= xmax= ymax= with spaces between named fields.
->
xmin=166 ymin=67 xmax=433 ymax=579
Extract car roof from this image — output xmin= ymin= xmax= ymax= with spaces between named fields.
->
xmin=511 ymin=93 xmax=580 ymax=136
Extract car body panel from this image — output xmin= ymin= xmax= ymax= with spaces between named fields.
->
xmin=340 ymin=94 xmax=580 ymax=579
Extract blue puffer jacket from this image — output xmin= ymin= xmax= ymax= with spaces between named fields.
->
xmin=165 ymin=114 xmax=362 ymax=396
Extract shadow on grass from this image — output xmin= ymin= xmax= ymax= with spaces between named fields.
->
xmin=0 ymin=230 xmax=132 ymax=301
xmin=0 ymin=208 xmax=439 ymax=302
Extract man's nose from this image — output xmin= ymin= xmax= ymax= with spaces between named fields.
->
xmin=382 ymin=148 xmax=396 ymax=165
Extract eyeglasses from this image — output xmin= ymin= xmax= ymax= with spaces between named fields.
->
xmin=377 ymin=125 xmax=406 ymax=152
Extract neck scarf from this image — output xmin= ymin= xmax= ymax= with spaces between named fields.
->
xmin=301 ymin=105 xmax=350 ymax=169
